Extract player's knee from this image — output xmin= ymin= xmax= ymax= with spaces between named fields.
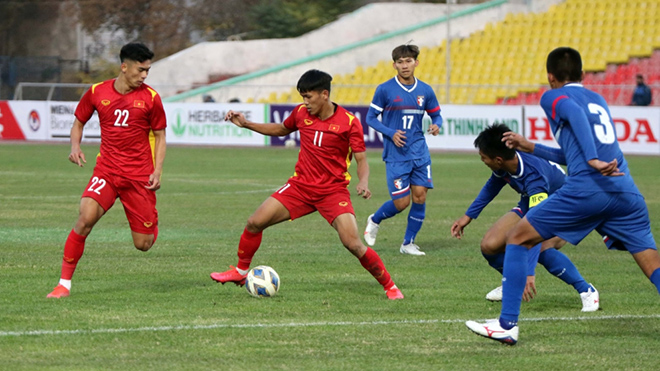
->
xmin=480 ymin=237 xmax=502 ymax=255
xmin=134 ymin=237 xmax=154 ymax=251
xmin=393 ymin=197 xmax=410 ymax=211
xmin=245 ymin=217 xmax=265 ymax=234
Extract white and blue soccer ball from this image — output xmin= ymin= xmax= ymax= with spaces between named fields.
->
xmin=245 ymin=265 xmax=280 ymax=298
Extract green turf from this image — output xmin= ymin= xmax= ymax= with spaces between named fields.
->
xmin=1 ymin=143 xmax=659 ymax=370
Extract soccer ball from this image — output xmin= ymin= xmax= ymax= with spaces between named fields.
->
xmin=245 ymin=265 xmax=280 ymax=298
xmin=284 ymin=138 xmax=296 ymax=148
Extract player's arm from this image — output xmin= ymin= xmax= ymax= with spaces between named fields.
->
xmin=425 ymin=92 xmax=442 ymax=136
xmin=146 ymin=129 xmax=166 ymax=191
xmin=353 ymin=151 xmax=371 ymax=199
xmin=69 ymin=118 xmax=86 ymax=167
xmin=451 ymin=176 xmax=506 ymax=239
xmin=225 ymin=110 xmax=293 ymax=136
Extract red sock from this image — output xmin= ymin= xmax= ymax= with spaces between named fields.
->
xmin=61 ymin=229 xmax=87 ymax=280
xmin=237 ymin=228 xmax=262 ymax=271
xmin=359 ymin=247 xmax=395 ymax=290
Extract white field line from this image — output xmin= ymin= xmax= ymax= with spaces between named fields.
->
xmin=2 ymin=314 xmax=659 ymax=338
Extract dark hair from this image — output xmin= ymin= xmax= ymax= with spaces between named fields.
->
xmin=392 ymin=44 xmax=420 ymax=61
xmin=120 ymin=43 xmax=154 ymax=63
xmin=474 ymin=123 xmax=516 ymax=160
xmin=546 ymin=47 xmax=582 ymax=82
xmin=297 ymin=69 xmax=332 ymax=94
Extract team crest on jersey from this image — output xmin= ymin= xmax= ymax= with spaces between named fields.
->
xmin=393 ymin=178 xmax=403 ymax=190
xmin=304 ymin=119 xmax=314 ymax=126
xmin=101 ymin=100 xmax=111 ymax=106
xmin=329 ymin=124 xmax=340 ymax=132
xmin=417 ymin=96 xmax=424 ymax=107
xmin=134 ymin=100 xmax=145 ymax=108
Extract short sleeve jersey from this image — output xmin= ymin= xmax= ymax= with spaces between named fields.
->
xmin=465 ymin=151 xmax=566 ymax=219
xmin=540 ymin=84 xmax=640 ymax=195
xmin=75 ymin=80 xmax=167 ymax=179
xmin=283 ymin=104 xmax=366 ymax=190
xmin=370 ymin=77 xmax=441 ymax=162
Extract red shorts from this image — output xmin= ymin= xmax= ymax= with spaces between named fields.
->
xmin=271 ymin=181 xmax=354 ymax=225
xmin=81 ymin=169 xmax=158 ymax=234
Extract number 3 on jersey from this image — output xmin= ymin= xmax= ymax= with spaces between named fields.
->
xmin=114 ymin=109 xmax=129 ymax=127
xmin=588 ymin=103 xmax=615 ymax=144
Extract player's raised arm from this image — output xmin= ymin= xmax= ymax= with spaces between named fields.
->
xmin=225 ymin=110 xmax=294 ymax=137
xmin=68 ymin=118 xmax=87 ymax=167
xmin=354 ymin=151 xmax=371 ymax=199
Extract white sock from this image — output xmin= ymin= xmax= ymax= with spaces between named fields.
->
xmin=236 ymin=267 xmax=249 ymax=275
xmin=59 ymin=279 xmax=71 ymax=290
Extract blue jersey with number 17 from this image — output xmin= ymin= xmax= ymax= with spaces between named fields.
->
xmin=368 ymin=77 xmax=441 ymax=162
xmin=539 ymin=83 xmax=640 ymax=195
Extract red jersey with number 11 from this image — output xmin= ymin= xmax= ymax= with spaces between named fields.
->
xmin=283 ymin=103 xmax=366 ymax=190
xmin=75 ymin=79 xmax=167 ymax=179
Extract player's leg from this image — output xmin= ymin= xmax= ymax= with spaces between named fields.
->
xmin=466 ymin=216 xmax=543 ymax=344
xmin=211 ymin=196 xmax=292 ymax=285
xmin=538 ymin=238 xmax=598 ymax=311
xmin=119 ymin=178 xmax=160 ymax=252
xmin=632 ymin=249 xmax=660 ymax=294
xmin=364 ymin=161 xmax=411 ymax=246
xmin=47 ymin=197 xmax=107 ymax=298
xmin=479 ymin=211 xmax=519 ymax=301
xmin=399 ymin=159 xmax=433 ymax=255
xmin=333 ymin=213 xmax=403 ymax=300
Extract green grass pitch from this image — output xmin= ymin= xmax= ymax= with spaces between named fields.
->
xmin=1 ymin=143 xmax=659 ymax=370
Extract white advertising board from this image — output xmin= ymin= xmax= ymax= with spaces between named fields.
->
xmin=164 ymin=103 xmax=267 ymax=146
xmin=523 ymin=105 xmax=660 ymax=155
xmin=426 ymin=105 xmax=523 ymax=151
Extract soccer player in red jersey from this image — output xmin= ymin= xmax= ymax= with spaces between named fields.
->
xmin=211 ymin=69 xmax=403 ymax=300
xmin=47 ymin=43 xmax=167 ymax=298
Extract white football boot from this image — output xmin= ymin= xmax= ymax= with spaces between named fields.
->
xmin=399 ymin=242 xmax=426 ymax=256
xmin=485 ymin=285 xmax=503 ymax=301
xmin=466 ymin=319 xmax=518 ymax=345
xmin=580 ymin=284 xmax=600 ymax=312
xmin=363 ymin=214 xmax=380 ymax=246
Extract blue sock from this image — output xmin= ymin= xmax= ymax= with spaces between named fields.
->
xmin=538 ymin=248 xmax=591 ymax=293
xmin=372 ymin=200 xmax=400 ymax=224
xmin=650 ymin=268 xmax=660 ymax=294
xmin=482 ymin=252 xmax=505 ymax=274
xmin=403 ymin=202 xmax=425 ymax=245
xmin=527 ymin=243 xmax=541 ymax=276
xmin=499 ymin=244 xmax=528 ymax=330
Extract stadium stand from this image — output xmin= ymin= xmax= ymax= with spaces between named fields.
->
xmin=314 ymin=0 xmax=660 ymax=106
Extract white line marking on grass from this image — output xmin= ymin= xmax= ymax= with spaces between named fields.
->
xmin=2 ymin=314 xmax=659 ymax=338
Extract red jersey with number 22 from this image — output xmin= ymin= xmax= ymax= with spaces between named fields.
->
xmin=283 ymin=103 xmax=366 ymax=190
xmin=75 ymin=79 xmax=167 ymax=179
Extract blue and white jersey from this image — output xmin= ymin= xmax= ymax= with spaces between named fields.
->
xmin=466 ymin=151 xmax=566 ymax=219
xmin=539 ymin=84 xmax=640 ymax=195
xmin=366 ymin=77 xmax=442 ymax=163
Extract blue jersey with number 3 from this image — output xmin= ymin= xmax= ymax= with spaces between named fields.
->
xmin=368 ymin=77 xmax=441 ymax=162
xmin=539 ymin=84 xmax=640 ymax=195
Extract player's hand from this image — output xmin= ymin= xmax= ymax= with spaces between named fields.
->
xmin=588 ymin=158 xmax=624 ymax=177
xmin=522 ymin=276 xmax=537 ymax=302
xmin=356 ymin=182 xmax=371 ymax=199
xmin=224 ymin=110 xmax=246 ymax=127
xmin=69 ymin=148 xmax=86 ymax=167
xmin=450 ymin=215 xmax=472 ymax=239
xmin=427 ymin=124 xmax=440 ymax=136
xmin=145 ymin=172 xmax=161 ymax=191
xmin=502 ymin=131 xmax=534 ymax=153
xmin=392 ymin=130 xmax=407 ymax=147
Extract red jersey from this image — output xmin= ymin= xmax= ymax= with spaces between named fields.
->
xmin=75 ymin=79 xmax=167 ymax=179
xmin=283 ymin=103 xmax=366 ymax=190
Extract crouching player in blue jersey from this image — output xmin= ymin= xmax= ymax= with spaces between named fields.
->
xmin=363 ymin=44 xmax=443 ymax=256
xmin=466 ymin=47 xmax=660 ymax=345
xmin=451 ymin=124 xmax=598 ymax=310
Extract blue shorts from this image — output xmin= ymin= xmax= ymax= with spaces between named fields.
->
xmin=526 ymin=189 xmax=656 ymax=255
xmin=385 ymin=159 xmax=433 ymax=199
